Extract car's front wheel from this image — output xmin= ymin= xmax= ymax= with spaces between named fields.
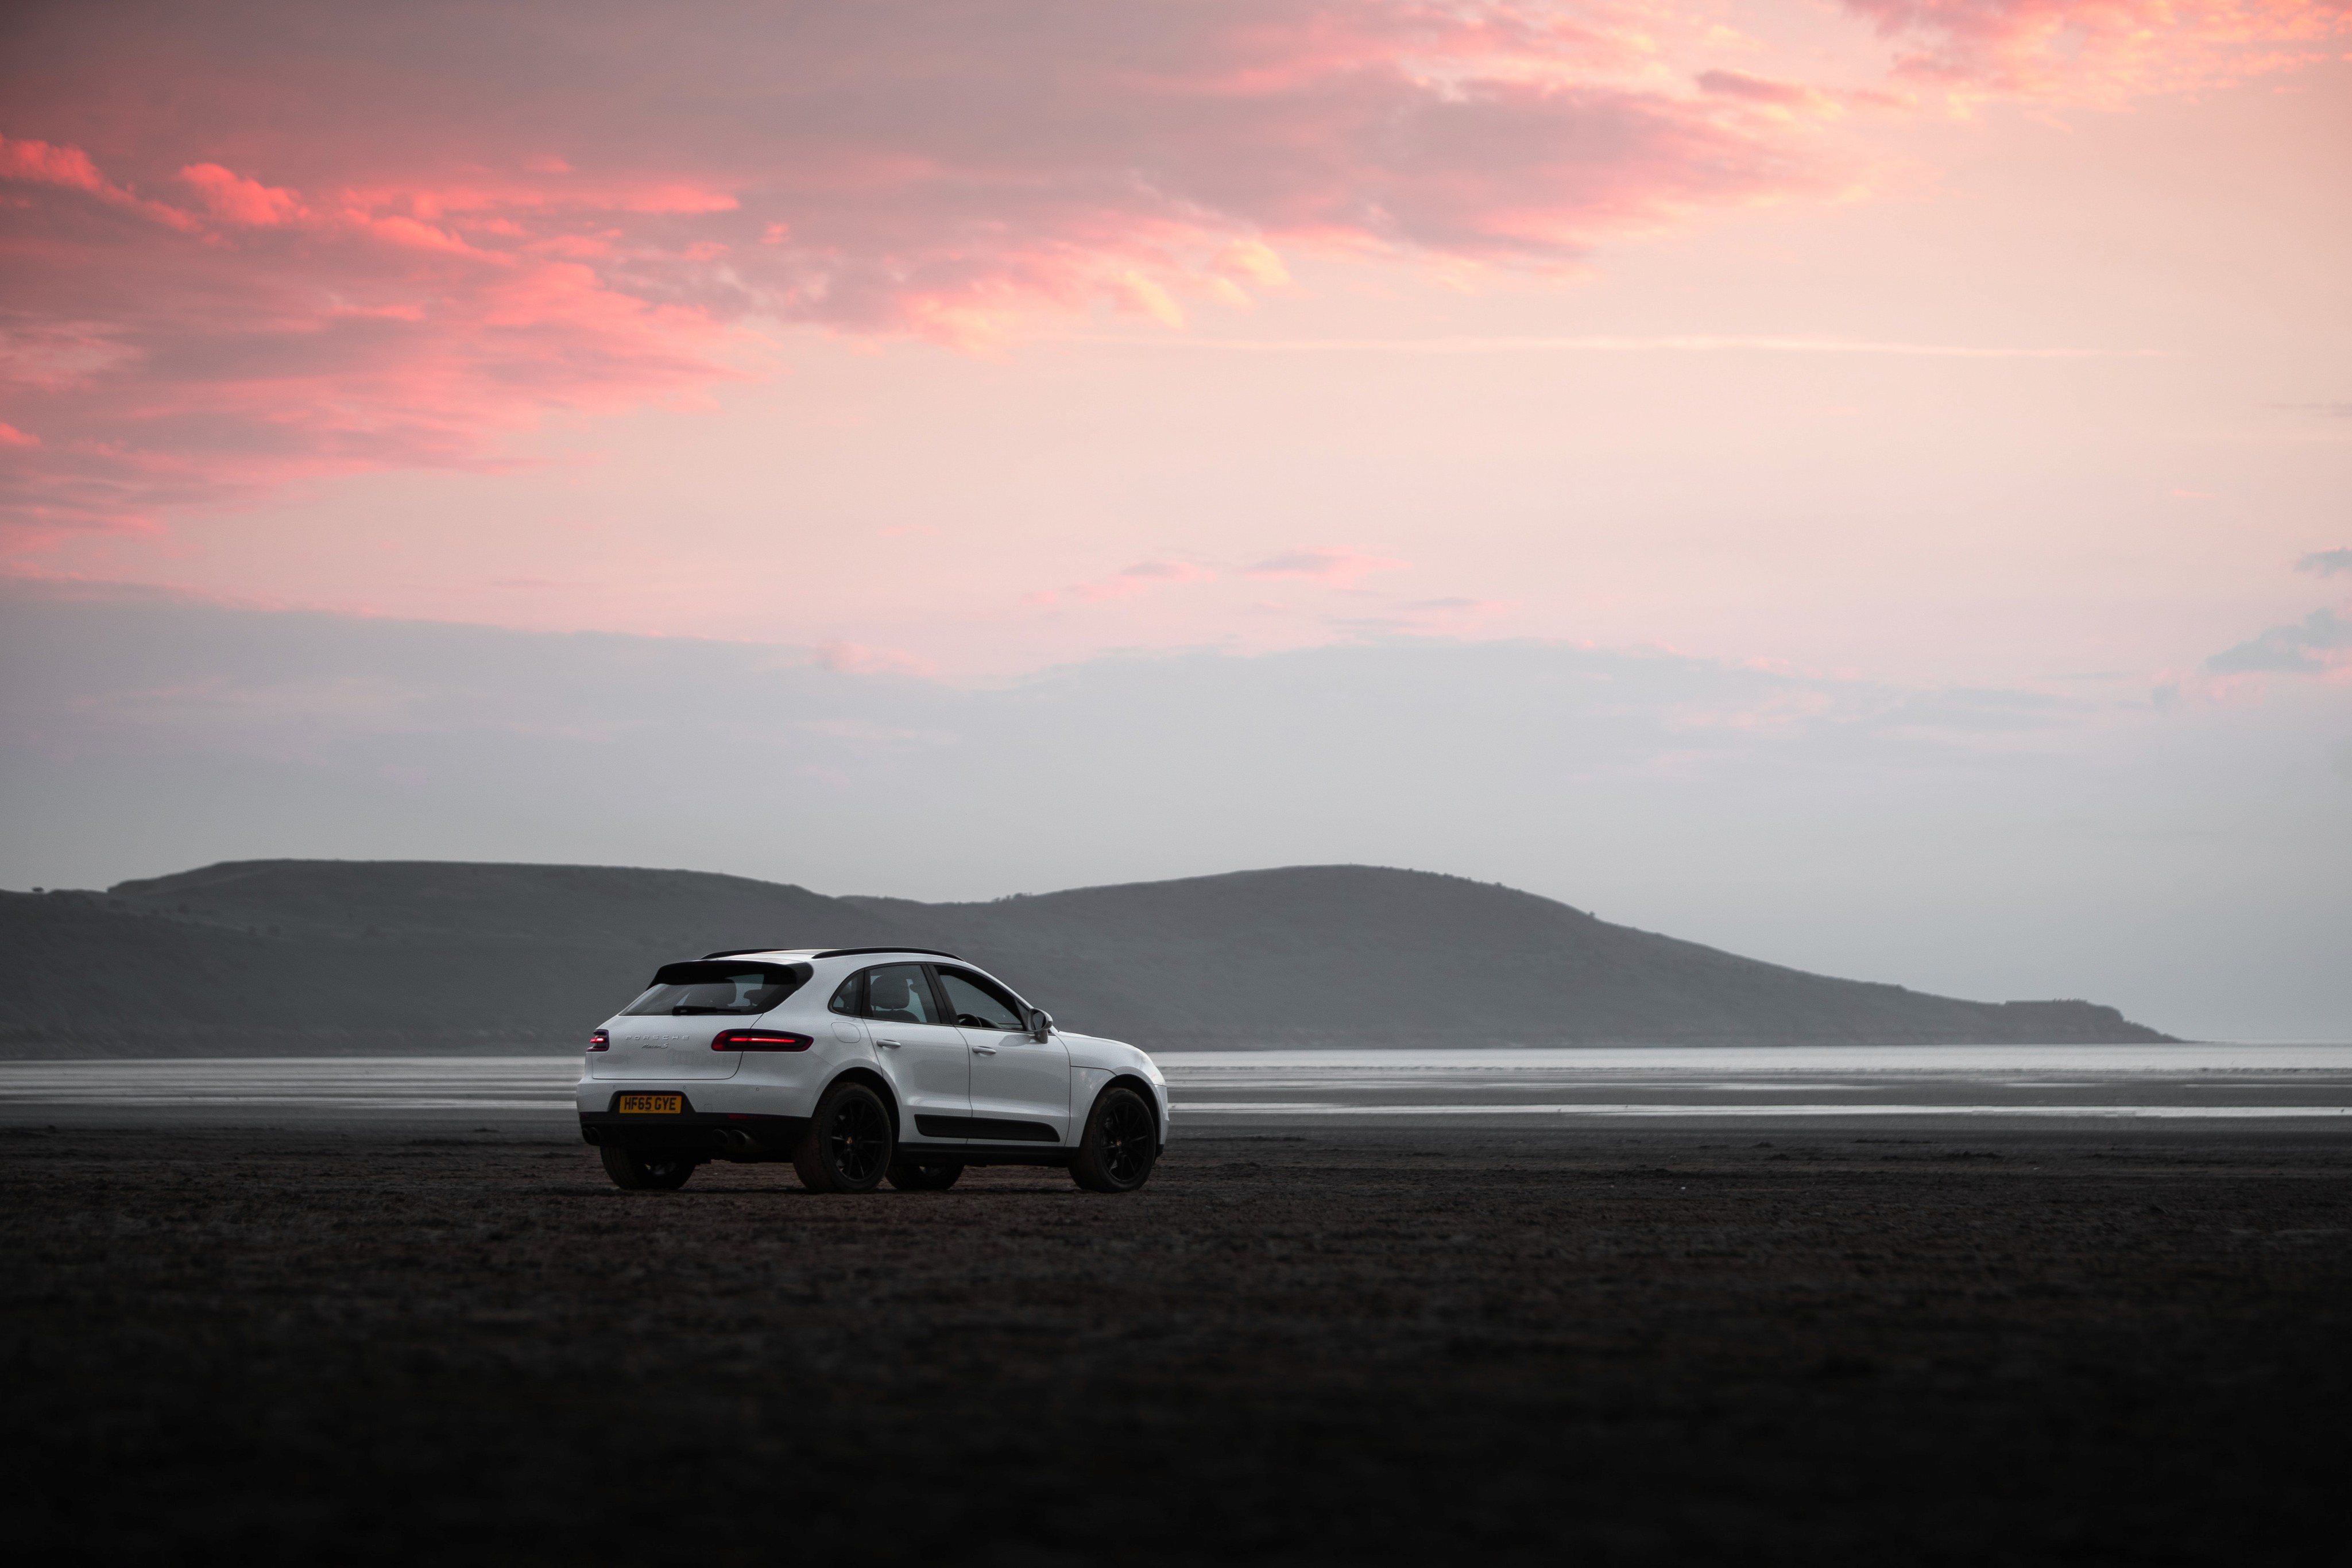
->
xmin=793 ymin=1080 xmax=895 ymax=1193
xmin=887 ymin=1159 xmax=964 ymax=1191
xmin=1070 ymin=1085 xmax=1158 ymax=1193
xmin=600 ymin=1145 xmax=695 ymax=1191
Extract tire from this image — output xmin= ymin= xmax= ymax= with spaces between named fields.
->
xmin=792 ymin=1080 xmax=896 ymax=1194
xmin=600 ymin=1144 xmax=695 ymax=1191
xmin=887 ymin=1159 xmax=964 ymax=1191
xmin=1070 ymin=1085 xmax=1158 ymax=1193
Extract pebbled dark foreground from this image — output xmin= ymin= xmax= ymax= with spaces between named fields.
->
xmin=7 ymin=1127 xmax=2346 ymax=1565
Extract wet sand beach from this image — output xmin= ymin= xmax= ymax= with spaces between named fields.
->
xmin=7 ymin=1122 xmax=2347 ymax=1565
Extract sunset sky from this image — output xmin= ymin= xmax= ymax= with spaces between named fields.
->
xmin=3 ymin=1 xmax=2348 ymax=1036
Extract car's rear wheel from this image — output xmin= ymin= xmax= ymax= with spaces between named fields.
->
xmin=600 ymin=1145 xmax=695 ymax=1191
xmin=887 ymin=1159 xmax=964 ymax=1191
xmin=1070 ymin=1085 xmax=1158 ymax=1193
xmin=793 ymin=1081 xmax=895 ymax=1193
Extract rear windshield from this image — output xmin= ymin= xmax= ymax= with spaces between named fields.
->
xmin=622 ymin=961 xmax=811 ymax=1017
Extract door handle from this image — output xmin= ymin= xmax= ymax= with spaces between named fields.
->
xmin=970 ymin=1045 xmax=998 ymax=1056
xmin=876 ymin=1038 xmax=902 ymax=1048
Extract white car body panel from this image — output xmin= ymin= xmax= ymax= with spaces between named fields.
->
xmin=870 ymin=1015 xmax=971 ymax=1127
xmin=587 ymin=1013 xmax=746 ymax=1081
xmin=576 ymin=950 xmax=1169 ymax=1155
xmin=966 ymin=1027 xmax=1073 ymax=1141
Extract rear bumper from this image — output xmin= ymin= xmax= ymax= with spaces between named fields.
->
xmin=580 ymin=1099 xmax=810 ymax=1161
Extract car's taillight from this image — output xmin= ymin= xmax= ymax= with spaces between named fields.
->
xmin=587 ymin=1029 xmax=610 ymax=1052
xmin=711 ymin=1029 xmax=814 ymax=1052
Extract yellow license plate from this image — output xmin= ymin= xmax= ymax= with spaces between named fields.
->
xmin=617 ymin=1093 xmax=683 ymax=1114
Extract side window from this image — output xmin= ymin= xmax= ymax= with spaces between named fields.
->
xmin=937 ymin=967 xmax=1024 ymax=1032
xmin=826 ymin=971 xmax=862 ymax=1016
xmin=859 ymin=963 xmax=943 ymax=1025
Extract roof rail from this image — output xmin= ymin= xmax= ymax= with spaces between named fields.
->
xmin=697 ymin=945 xmax=965 ymax=961
xmin=813 ymin=945 xmax=964 ymax=961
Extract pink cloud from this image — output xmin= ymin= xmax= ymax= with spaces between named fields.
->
xmin=1697 ymin=71 xmax=1821 ymax=109
xmin=0 ymin=142 xmax=731 ymax=541
xmin=814 ymin=640 xmax=937 ymax=678
xmin=1845 ymin=0 xmax=2352 ymax=101
xmin=358 ymin=212 xmax=478 ymax=253
xmin=1246 ymin=549 xmax=1408 ymax=587
xmin=2 ymin=0 xmax=2342 ymax=545
xmin=0 ymin=130 xmax=198 ymax=231
xmin=1401 ymin=597 xmax=1511 ymax=618
xmin=1032 ymin=559 xmax=1218 ymax=606
xmin=1 ymin=133 xmax=111 ymax=192
xmin=179 ymin=163 xmax=303 ymax=225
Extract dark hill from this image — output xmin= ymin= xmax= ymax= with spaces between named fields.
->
xmin=0 ymin=860 xmax=2173 ymax=1055
xmin=841 ymin=867 xmax=2172 ymax=1048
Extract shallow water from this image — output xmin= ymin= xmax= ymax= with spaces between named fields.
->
xmin=1159 ymin=1044 xmax=2352 ymax=1123
xmin=2 ymin=1045 xmax=2349 ymax=1126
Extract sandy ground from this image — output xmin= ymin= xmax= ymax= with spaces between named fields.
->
xmin=7 ymin=1123 xmax=2347 ymax=1565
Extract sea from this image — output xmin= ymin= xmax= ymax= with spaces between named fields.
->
xmin=2 ymin=1044 xmax=2347 ymax=1127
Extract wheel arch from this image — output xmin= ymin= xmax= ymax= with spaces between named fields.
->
xmin=824 ymin=1064 xmax=902 ymax=1133
xmin=1100 ymin=1071 xmax=1165 ymax=1149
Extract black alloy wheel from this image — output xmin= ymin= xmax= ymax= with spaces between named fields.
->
xmin=792 ymin=1081 xmax=895 ymax=1194
xmin=1070 ymin=1085 xmax=1158 ymax=1193
xmin=600 ymin=1144 xmax=695 ymax=1191
xmin=886 ymin=1159 xmax=964 ymax=1191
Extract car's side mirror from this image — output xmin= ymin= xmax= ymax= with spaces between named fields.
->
xmin=1027 ymin=1007 xmax=1053 ymax=1042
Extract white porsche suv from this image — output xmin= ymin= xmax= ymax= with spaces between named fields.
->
xmin=578 ymin=946 xmax=1167 ymax=1194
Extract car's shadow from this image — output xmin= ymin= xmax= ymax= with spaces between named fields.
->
xmin=537 ymin=1183 xmax=1096 ymax=1198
